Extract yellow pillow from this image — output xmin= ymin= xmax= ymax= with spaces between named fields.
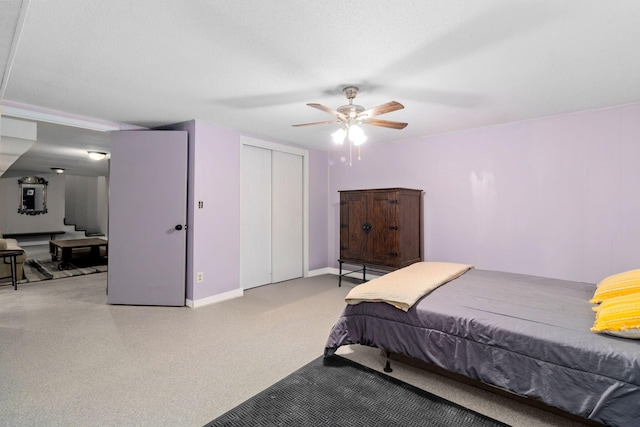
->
xmin=591 ymin=292 xmax=640 ymax=339
xmin=590 ymin=269 xmax=640 ymax=304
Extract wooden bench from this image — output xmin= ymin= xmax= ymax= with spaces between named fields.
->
xmin=2 ymin=231 xmax=66 ymax=240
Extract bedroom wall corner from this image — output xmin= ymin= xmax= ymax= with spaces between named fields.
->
xmin=308 ymin=149 xmax=330 ymax=271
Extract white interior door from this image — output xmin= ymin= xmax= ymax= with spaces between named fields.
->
xmin=240 ymin=145 xmax=272 ymax=289
xmin=107 ymin=130 xmax=188 ymax=306
xmin=272 ymin=150 xmax=303 ymax=282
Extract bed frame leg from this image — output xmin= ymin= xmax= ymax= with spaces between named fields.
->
xmin=384 ymin=351 xmax=393 ymax=373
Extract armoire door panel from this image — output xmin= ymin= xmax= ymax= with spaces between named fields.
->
xmin=339 ymin=199 xmax=349 ymax=258
xmin=368 ymin=191 xmax=399 ymax=264
xmin=340 ymin=192 xmax=368 ymax=261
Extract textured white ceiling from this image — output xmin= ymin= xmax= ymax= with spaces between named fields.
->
xmin=2 ymin=0 xmax=640 ymax=176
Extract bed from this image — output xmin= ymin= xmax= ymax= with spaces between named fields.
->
xmin=324 ymin=263 xmax=640 ymax=427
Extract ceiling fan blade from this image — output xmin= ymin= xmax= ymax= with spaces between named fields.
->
xmin=358 ymin=101 xmax=404 ymax=118
xmin=307 ymin=103 xmax=347 ymax=120
xmin=292 ymin=119 xmax=341 ymax=127
xmin=363 ymin=118 xmax=408 ymax=130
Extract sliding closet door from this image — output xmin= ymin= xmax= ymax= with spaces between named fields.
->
xmin=240 ymin=145 xmax=272 ymax=289
xmin=240 ymin=141 xmax=305 ymax=289
xmin=271 ymin=151 xmax=303 ymax=283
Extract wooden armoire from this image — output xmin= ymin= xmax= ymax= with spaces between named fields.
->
xmin=338 ymin=188 xmax=423 ymax=284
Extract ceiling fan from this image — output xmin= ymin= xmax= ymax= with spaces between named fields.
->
xmin=292 ymin=86 xmax=408 ymax=132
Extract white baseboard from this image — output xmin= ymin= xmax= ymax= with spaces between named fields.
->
xmin=187 ymin=288 xmax=244 ymax=308
xmin=327 ymin=267 xmax=340 ymax=276
xmin=308 ymin=267 xmax=332 ymax=277
xmin=185 ymin=266 xmax=384 ymax=308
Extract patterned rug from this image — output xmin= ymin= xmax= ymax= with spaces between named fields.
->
xmin=206 ymin=355 xmax=510 ymax=427
xmin=21 ymin=256 xmax=107 ymax=283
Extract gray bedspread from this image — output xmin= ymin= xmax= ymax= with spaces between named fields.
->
xmin=325 ymin=269 xmax=640 ymax=427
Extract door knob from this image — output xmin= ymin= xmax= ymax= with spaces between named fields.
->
xmin=175 ymin=225 xmax=183 ymax=231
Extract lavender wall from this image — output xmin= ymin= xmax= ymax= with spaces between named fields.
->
xmin=168 ymin=119 xmax=330 ymax=304
xmin=191 ymin=121 xmax=241 ymax=300
xmin=164 ymin=119 xmax=241 ymax=302
xmin=329 ymin=103 xmax=640 ymax=284
xmin=307 ymin=149 xmax=330 ymax=270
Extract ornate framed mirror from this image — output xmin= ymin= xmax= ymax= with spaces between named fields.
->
xmin=18 ymin=176 xmax=48 ymax=215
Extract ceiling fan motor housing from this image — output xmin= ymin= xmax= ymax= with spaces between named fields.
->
xmin=343 ymin=86 xmax=359 ymax=100
xmin=338 ymin=104 xmax=365 ymax=118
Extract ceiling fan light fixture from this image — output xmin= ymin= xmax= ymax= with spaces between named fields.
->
xmin=348 ymin=124 xmax=367 ymax=146
xmin=292 ymin=84 xmax=406 ymax=165
xmin=331 ymin=128 xmax=347 ymax=144
xmin=88 ymin=151 xmax=107 ymax=160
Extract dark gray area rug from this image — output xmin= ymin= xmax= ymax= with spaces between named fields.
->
xmin=205 ymin=355 xmax=511 ymax=427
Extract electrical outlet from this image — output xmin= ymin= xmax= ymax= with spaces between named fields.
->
xmin=196 ymin=272 xmax=204 ymax=283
